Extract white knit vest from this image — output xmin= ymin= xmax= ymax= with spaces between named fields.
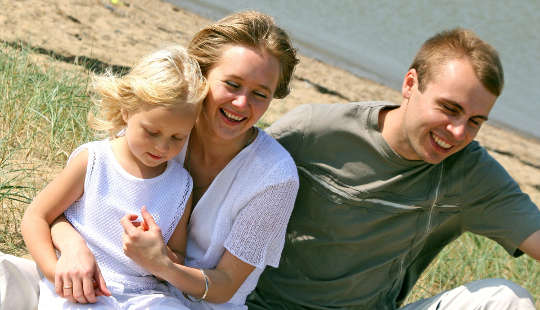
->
xmin=64 ymin=140 xmax=192 ymax=292
xmin=172 ymin=129 xmax=299 ymax=309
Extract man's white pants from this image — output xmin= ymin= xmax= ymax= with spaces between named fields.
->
xmin=401 ymin=278 xmax=536 ymax=310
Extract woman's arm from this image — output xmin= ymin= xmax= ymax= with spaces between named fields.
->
xmin=121 ymin=207 xmax=255 ymax=303
xmin=122 ymin=173 xmax=298 ymax=303
xmin=50 ymin=215 xmax=111 ymax=303
xmin=23 ymin=150 xmax=110 ymax=304
xmin=165 ymin=195 xmax=193 ymax=265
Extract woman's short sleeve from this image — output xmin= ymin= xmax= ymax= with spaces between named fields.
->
xmin=224 ymin=179 xmax=299 ymax=269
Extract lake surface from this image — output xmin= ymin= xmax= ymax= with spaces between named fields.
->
xmin=169 ymin=0 xmax=540 ymax=139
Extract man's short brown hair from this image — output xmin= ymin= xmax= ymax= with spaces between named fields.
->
xmin=410 ymin=28 xmax=504 ymax=96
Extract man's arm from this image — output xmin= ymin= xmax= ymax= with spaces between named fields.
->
xmin=519 ymin=229 xmax=540 ymax=261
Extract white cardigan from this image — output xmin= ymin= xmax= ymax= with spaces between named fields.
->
xmin=172 ymin=128 xmax=299 ymax=310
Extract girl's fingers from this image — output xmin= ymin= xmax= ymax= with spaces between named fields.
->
xmin=140 ymin=206 xmax=158 ymax=230
xmin=120 ymin=214 xmax=139 ymax=236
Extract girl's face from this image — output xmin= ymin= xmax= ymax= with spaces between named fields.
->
xmin=201 ymin=45 xmax=280 ymax=142
xmin=122 ymin=104 xmax=195 ymax=170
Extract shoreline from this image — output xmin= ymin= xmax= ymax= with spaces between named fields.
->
xmin=167 ymin=0 xmax=540 ymax=142
xmin=0 ymin=0 xmax=538 ymax=206
xmin=485 ymin=119 xmax=540 ymax=144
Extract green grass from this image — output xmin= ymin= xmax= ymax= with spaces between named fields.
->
xmin=0 ymin=43 xmax=94 ymax=255
xmin=0 ymin=42 xmax=538 ymax=306
xmin=405 ymin=232 xmax=539 ymax=306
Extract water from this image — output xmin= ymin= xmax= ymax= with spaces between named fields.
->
xmin=169 ymin=0 xmax=540 ymax=139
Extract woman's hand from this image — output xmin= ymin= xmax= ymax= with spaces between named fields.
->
xmin=120 ymin=206 xmax=170 ymax=275
xmin=54 ymin=240 xmax=110 ymax=303
xmin=51 ymin=215 xmax=111 ymax=303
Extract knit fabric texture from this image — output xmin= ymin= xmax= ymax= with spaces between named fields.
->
xmin=64 ymin=140 xmax=192 ymax=292
xmin=175 ymin=129 xmax=299 ymax=310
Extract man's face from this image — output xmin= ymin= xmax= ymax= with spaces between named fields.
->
xmin=397 ymin=59 xmax=497 ymax=164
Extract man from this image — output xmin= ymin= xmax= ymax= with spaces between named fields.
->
xmin=247 ymin=28 xmax=540 ymax=309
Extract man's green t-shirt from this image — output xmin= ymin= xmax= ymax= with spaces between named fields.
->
xmin=247 ymin=102 xmax=540 ymax=310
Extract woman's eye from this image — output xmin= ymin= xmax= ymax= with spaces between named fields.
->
xmin=253 ymin=91 xmax=268 ymax=99
xmin=172 ymin=136 xmax=184 ymax=141
xmin=225 ymin=81 xmax=239 ymax=88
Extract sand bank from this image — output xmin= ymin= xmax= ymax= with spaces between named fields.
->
xmin=0 ymin=0 xmax=538 ymax=205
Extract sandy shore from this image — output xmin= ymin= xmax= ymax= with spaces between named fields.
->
xmin=0 ymin=0 xmax=538 ymax=205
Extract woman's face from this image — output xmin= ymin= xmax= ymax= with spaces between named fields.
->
xmin=202 ymin=45 xmax=280 ymax=142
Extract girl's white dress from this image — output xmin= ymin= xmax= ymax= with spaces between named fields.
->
xmin=38 ymin=140 xmax=192 ymax=309
xmin=172 ymin=128 xmax=299 ymax=310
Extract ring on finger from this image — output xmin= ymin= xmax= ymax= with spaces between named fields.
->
xmin=63 ymin=285 xmax=73 ymax=289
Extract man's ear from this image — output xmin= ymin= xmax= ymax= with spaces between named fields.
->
xmin=401 ymin=69 xmax=417 ymax=99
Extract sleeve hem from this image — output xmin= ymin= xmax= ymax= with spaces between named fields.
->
xmin=224 ymin=245 xmax=267 ymax=270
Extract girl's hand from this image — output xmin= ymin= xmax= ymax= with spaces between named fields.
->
xmin=120 ymin=206 xmax=170 ymax=275
xmin=166 ymin=246 xmax=184 ymax=265
xmin=54 ymin=243 xmax=110 ymax=303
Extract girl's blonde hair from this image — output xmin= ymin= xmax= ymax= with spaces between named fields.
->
xmin=89 ymin=46 xmax=208 ymax=137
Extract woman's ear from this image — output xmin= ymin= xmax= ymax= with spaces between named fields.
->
xmin=401 ymin=69 xmax=417 ymax=99
xmin=121 ymin=108 xmax=129 ymax=123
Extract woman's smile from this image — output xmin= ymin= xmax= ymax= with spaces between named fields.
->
xmin=202 ymin=45 xmax=280 ymax=142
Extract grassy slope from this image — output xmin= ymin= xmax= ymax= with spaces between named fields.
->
xmin=0 ymin=43 xmax=537 ymax=305
xmin=0 ymin=43 xmax=94 ymax=255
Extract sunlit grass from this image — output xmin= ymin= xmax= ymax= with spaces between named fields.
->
xmin=0 ymin=43 xmax=94 ymax=255
xmin=405 ymin=232 xmax=539 ymax=306
xmin=0 ymin=42 xmax=537 ymax=307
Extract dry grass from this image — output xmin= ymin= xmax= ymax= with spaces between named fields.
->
xmin=0 ymin=42 xmax=538 ymax=306
xmin=0 ymin=42 xmax=94 ymax=255
xmin=405 ymin=233 xmax=539 ymax=306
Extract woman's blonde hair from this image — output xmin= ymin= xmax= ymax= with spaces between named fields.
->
xmin=188 ymin=11 xmax=299 ymax=99
xmin=89 ymin=46 xmax=208 ymax=137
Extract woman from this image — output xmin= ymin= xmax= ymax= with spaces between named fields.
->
xmin=35 ymin=10 xmax=299 ymax=309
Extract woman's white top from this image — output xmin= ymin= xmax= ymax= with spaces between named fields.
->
xmin=64 ymin=140 xmax=192 ymax=292
xmin=172 ymin=128 xmax=299 ymax=310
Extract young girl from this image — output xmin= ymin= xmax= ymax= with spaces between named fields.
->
xmin=21 ymin=46 xmax=208 ymax=309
